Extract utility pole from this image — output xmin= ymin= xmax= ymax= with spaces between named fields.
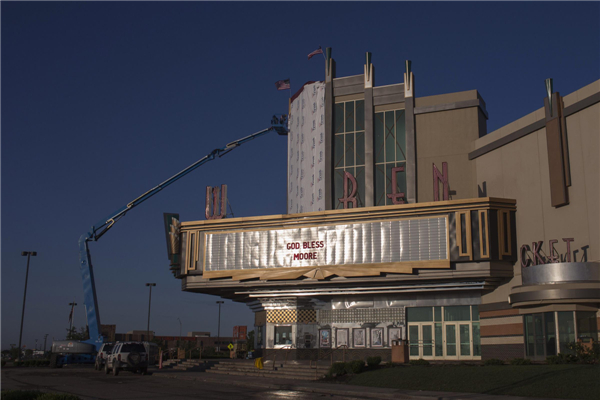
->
xmin=177 ymin=317 xmax=182 ymax=348
xmin=68 ymin=302 xmax=77 ymax=336
xmin=145 ymin=283 xmax=156 ymax=341
xmin=18 ymin=251 xmax=37 ymax=361
xmin=216 ymin=301 xmax=224 ymax=352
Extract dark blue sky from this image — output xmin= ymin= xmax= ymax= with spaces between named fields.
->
xmin=2 ymin=2 xmax=598 ymax=349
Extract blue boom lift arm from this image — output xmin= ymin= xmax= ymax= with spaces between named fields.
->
xmin=77 ymin=116 xmax=288 ymax=351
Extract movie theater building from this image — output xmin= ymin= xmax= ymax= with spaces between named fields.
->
xmin=166 ymin=50 xmax=599 ymax=362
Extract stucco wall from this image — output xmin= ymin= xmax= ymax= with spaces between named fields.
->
xmin=415 ymin=91 xmax=487 ymax=203
xmin=475 ymin=80 xmax=600 ymax=306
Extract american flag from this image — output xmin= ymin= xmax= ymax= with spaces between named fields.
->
xmin=275 ymin=79 xmax=290 ymax=91
xmin=308 ymin=46 xmax=324 ymax=60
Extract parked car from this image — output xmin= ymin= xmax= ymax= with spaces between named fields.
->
xmin=95 ymin=342 xmax=115 ymax=371
xmin=104 ymin=342 xmax=148 ymax=376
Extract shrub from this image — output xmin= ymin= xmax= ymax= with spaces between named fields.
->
xmin=409 ymin=359 xmax=430 ymax=366
xmin=509 ymin=358 xmax=532 ymax=365
xmin=329 ymin=362 xmax=347 ymax=376
xmin=546 ymin=355 xmax=562 ymax=364
xmin=484 ymin=358 xmax=504 ymax=366
xmin=345 ymin=359 xmax=365 ymax=374
xmin=13 ymin=361 xmax=23 ymax=367
xmin=566 ymin=341 xmax=600 ymax=364
xmin=0 ymin=390 xmax=44 ymax=399
xmin=366 ymin=356 xmax=382 ymax=367
xmin=1 ymin=360 xmax=6 ymax=367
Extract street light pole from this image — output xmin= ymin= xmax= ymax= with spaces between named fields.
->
xmin=177 ymin=317 xmax=182 ymax=345
xmin=145 ymin=283 xmax=156 ymax=341
xmin=216 ymin=301 xmax=224 ymax=352
xmin=17 ymin=251 xmax=37 ymax=360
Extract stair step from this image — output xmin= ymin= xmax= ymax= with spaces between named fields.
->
xmin=206 ymin=369 xmax=320 ymax=380
xmin=210 ymin=366 xmax=319 ymax=377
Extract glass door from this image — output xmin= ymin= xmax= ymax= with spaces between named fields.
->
xmin=445 ymin=324 xmax=457 ymax=359
xmin=445 ymin=323 xmax=473 ymax=359
xmin=408 ymin=323 xmax=435 ymax=359
xmin=459 ymin=324 xmax=471 ymax=357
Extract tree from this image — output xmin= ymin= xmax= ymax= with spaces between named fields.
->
xmin=66 ymin=326 xmax=89 ymax=340
xmin=247 ymin=330 xmax=255 ymax=352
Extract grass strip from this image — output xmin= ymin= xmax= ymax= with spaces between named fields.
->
xmin=347 ymin=364 xmax=599 ymax=400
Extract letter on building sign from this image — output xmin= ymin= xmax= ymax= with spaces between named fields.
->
xmin=387 ymin=166 xmax=406 ymax=204
xmin=532 ymin=241 xmax=545 ymax=265
xmin=547 ymin=239 xmax=559 ymax=263
xmin=338 ymin=171 xmax=357 ymax=209
xmin=520 ymin=244 xmax=531 ymax=268
xmin=562 ymin=238 xmax=574 ymax=262
xmin=205 ymin=185 xmax=227 ymax=220
xmin=433 ymin=162 xmax=449 ymax=201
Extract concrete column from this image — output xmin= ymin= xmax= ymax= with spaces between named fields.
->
xmin=364 ymin=53 xmax=375 ymax=207
xmin=324 ymin=48 xmax=336 ymax=210
xmin=404 ymin=61 xmax=417 ymax=204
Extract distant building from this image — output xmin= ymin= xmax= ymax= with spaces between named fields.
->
xmin=100 ymin=324 xmax=116 ymax=342
xmin=188 ymin=331 xmax=211 ymax=337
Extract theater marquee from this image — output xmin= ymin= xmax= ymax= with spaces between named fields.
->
xmin=200 ymin=216 xmax=450 ymax=280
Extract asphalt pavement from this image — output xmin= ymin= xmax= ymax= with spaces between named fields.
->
xmin=1 ymin=365 xmax=557 ymax=400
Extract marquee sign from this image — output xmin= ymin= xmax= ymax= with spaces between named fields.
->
xmin=202 ymin=216 xmax=449 ymax=280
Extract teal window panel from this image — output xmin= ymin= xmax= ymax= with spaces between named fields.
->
xmin=374 ymin=112 xmax=385 ymax=164
xmin=345 ymin=132 xmax=355 ymax=167
xmin=356 ymin=166 xmax=365 ymax=207
xmin=396 ymin=110 xmax=406 ymax=161
xmin=407 ymin=307 xmax=433 ymax=322
xmin=334 ymin=103 xmax=344 ymax=133
xmin=385 ymin=111 xmax=395 ymax=163
xmin=434 ymin=307 xmax=442 ymax=322
xmin=471 ymin=305 xmax=480 ymax=321
xmin=435 ymin=323 xmax=443 ymax=356
xmin=334 ymin=134 xmax=344 ymax=168
xmin=472 ymin=323 xmax=481 ymax=356
xmin=444 ymin=306 xmax=471 ymax=321
xmin=345 ymin=102 xmax=354 ymax=133
xmin=375 ymin=165 xmax=386 ymax=206
xmin=334 ymin=169 xmax=345 ymax=209
xmin=355 ymin=100 xmax=364 ymax=131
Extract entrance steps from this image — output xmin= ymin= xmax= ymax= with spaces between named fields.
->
xmin=172 ymin=359 xmax=218 ymax=371
xmin=205 ymin=360 xmax=327 ymax=381
xmin=159 ymin=359 xmax=217 ymax=371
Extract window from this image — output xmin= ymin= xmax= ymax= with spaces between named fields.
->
xmin=576 ymin=311 xmax=598 ymax=340
xmin=274 ymin=326 xmax=292 ymax=346
xmin=375 ymin=110 xmax=406 ymax=205
xmin=407 ymin=307 xmax=433 ymax=322
xmin=558 ymin=311 xmax=575 ymax=354
xmin=334 ymin=100 xmax=365 ymax=208
xmin=444 ymin=306 xmax=471 ymax=321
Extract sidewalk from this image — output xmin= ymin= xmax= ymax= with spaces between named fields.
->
xmin=151 ymin=367 xmax=555 ymax=400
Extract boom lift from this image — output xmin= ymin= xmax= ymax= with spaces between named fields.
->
xmin=50 ymin=116 xmax=288 ymax=366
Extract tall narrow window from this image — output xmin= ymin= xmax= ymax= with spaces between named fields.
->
xmin=334 ymin=100 xmax=365 ymax=208
xmin=375 ymin=110 xmax=406 ymax=205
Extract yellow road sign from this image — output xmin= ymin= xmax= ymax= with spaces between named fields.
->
xmin=227 ymin=343 xmax=234 ymax=350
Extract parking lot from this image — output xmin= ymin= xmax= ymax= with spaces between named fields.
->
xmin=1 ymin=366 xmax=361 ymax=400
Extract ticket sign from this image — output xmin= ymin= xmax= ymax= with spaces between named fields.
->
xmin=204 ymin=216 xmax=448 ymax=272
